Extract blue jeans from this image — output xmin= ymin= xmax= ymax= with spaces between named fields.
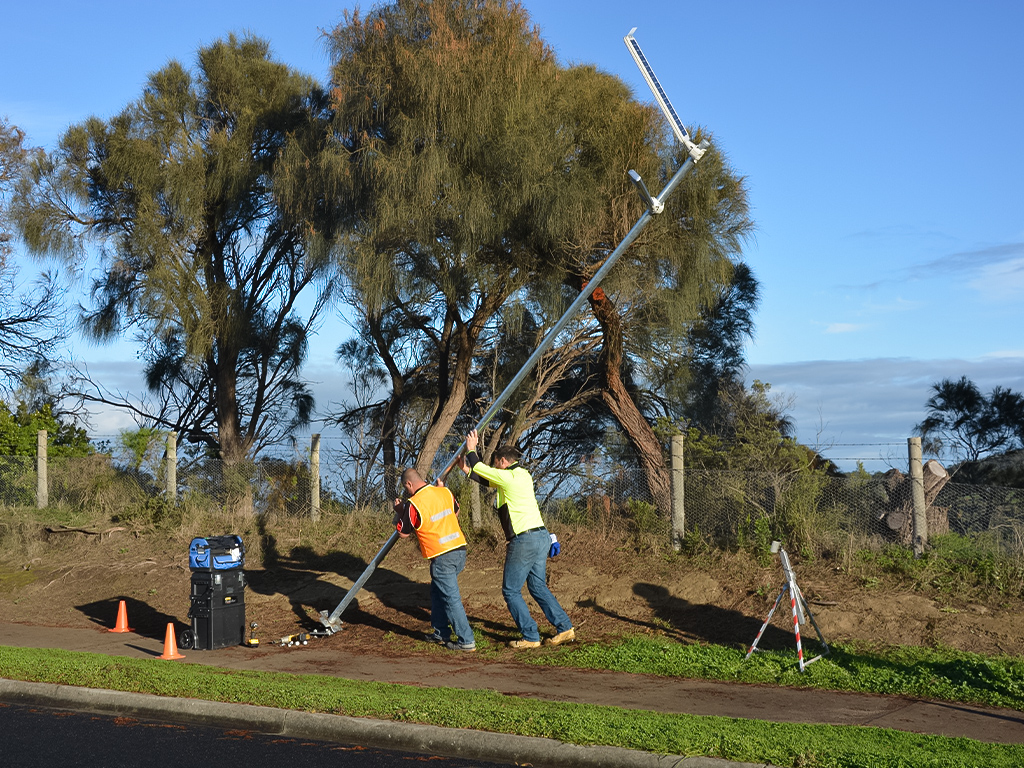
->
xmin=429 ymin=547 xmax=474 ymax=645
xmin=502 ymin=529 xmax=572 ymax=642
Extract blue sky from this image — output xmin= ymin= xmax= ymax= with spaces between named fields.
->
xmin=3 ymin=1 xmax=1022 ymax=470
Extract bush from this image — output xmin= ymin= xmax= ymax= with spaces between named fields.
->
xmin=548 ymin=497 xmax=589 ymax=526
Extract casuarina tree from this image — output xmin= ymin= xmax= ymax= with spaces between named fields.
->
xmin=326 ymin=0 xmax=570 ymax=478
xmin=0 ymin=118 xmax=65 ymax=388
xmin=327 ymin=0 xmax=753 ymax=513
xmin=13 ymin=35 xmax=346 ymax=463
xmin=917 ymin=376 xmax=1024 ymax=462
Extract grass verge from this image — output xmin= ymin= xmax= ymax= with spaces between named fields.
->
xmin=526 ymin=635 xmax=1024 ymax=712
xmin=1 ymin=644 xmax=1022 ymax=768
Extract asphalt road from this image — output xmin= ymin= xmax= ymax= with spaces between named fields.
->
xmin=0 ymin=700 xmax=513 ymax=768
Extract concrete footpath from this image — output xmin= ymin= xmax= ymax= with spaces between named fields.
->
xmin=3 ymin=621 xmax=1024 ymax=765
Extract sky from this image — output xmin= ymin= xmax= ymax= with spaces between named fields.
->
xmin=2 ymin=0 xmax=1022 ymax=471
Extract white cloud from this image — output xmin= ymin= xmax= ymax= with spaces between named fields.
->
xmin=921 ymin=242 xmax=1024 ymax=274
xmin=824 ymin=323 xmax=864 ymax=334
xmin=842 ymin=242 xmax=1024 ymax=297
xmin=747 ymin=356 xmax=1024 ymax=472
xmin=968 ymin=256 xmax=1024 ymax=301
xmin=985 ymin=349 xmax=1024 ymax=359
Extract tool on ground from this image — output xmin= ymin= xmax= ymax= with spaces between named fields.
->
xmin=745 ymin=541 xmax=830 ymax=672
xmin=244 ymin=622 xmax=260 ymax=647
xmin=317 ymin=27 xmax=708 ymax=637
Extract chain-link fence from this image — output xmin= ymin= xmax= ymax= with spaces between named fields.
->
xmin=4 ymin=447 xmax=1023 ymax=557
xmin=681 ymin=470 xmax=1023 ymax=554
xmin=0 ymin=456 xmax=34 ymax=507
xmin=6 ymin=455 xmax=323 ymax=519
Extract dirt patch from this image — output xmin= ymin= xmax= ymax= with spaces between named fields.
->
xmin=3 ymin=520 xmax=1024 ymax=660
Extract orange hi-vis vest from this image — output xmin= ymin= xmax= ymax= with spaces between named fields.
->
xmin=409 ymin=485 xmax=466 ymax=559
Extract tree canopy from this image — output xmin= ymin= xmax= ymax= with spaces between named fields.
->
xmin=0 ymin=118 xmax=65 ymax=388
xmin=12 ymin=36 xmax=347 ymax=462
xmin=917 ymin=376 xmax=1024 ymax=463
xmin=326 ymin=0 xmax=578 ymax=477
xmin=325 ymin=0 xmax=754 ymax=502
xmin=0 ymin=400 xmax=92 ymax=458
xmin=0 ymin=117 xmax=24 ymax=269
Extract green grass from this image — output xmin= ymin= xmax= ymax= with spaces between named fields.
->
xmin=1 ymin=644 xmax=1023 ymax=768
xmin=526 ymin=635 xmax=1024 ymax=711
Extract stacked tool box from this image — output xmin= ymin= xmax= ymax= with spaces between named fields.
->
xmin=181 ymin=535 xmax=246 ymax=650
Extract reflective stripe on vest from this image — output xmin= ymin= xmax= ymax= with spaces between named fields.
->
xmin=410 ymin=485 xmax=466 ymax=559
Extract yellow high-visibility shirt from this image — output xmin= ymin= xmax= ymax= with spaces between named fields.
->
xmin=470 ymin=462 xmax=544 ymax=535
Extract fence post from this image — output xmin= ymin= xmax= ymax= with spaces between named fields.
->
xmin=166 ymin=432 xmax=177 ymax=502
xmin=36 ymin=430 xmax=48 ymax=509
xmin=671 ymin=434 xmax=685 ymax=551
xmin=310 ymin=433 xmax=321 ymax=521
xmin=908 ymin=437 xmax=927 ymax=557
xmin=471 ymin=482 xmax=482 ymax=530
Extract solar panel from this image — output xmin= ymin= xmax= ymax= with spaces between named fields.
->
xmin=624 ymin=28 xmax=704 ymax=160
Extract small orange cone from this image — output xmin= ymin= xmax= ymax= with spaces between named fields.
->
xmin=108 ymin=600 xmax=133 ymax=633
xmin=159 ymin=623 xmax=186 ymax=660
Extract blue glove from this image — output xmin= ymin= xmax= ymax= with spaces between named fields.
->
xmin=548 ymin=533 xmax=560 ymax=558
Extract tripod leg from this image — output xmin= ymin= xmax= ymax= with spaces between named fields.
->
xmin=745 ymin=583 xmax=787 ymax=660
xmin=789 ymin=582 xmax=806 ymax=672
xmin=799 ymin=593 xmax=831 ymax=656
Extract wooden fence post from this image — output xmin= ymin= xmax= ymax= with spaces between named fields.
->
xmin=671 ymin=434 xmax=685 ymax=551
xmin=310 ymin=433 xmax=321 ymax=521
xmin=166 ymin=432 xmax=177 ymax=502
xmin=471 ymin=482 xmax=482 ymax=530
xmin=36 ymin=430 xmax=48 ymax=509
xmin=908 ymin=437 xmax=927 ymax=557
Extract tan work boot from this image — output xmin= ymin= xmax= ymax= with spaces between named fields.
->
xmin=543 ymin=628 xmax=575 ymax=646
xmin=508 ymin=638 xmax=541 ymax=649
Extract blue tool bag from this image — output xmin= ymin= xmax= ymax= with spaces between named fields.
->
xmin=189 ymin=535 xmax=245 ymax=571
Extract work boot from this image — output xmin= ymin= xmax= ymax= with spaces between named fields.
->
xmin=508 ymin=638 xmax=541 ymax=649
xmin=544 ymin=628 xmax=575 ymax=646
xmin=423 ymin=629 xmax=447 ymax=645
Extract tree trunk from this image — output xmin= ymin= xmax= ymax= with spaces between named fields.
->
xmin=416 ymin=292 xmax=505 ymax=478
xmin=881 ymin=461 xmax=950 ymax=545
xmin=416 ymin=320 xmax=477 ymax=478
xmin=369 ymin=315 xmax=404 ymax=500
xmin=588 ymin=287 xmax=672 ymax=515
xmin=211 ymin=347 xmax=248 ymax=465
xmin=379 ymin=381 xmax=402 ymax=499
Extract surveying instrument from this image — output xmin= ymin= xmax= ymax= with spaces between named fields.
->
xmin=745 ymin=541 xmax=830 ymax=672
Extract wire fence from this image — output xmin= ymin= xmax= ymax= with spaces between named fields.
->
xmin=3 ymin=449 xmax=1022 ymax=557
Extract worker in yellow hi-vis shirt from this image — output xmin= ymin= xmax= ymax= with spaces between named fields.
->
xmin=459 ymin=429 xmax=574 ymax=649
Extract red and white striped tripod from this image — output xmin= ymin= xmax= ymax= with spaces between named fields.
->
xmin=745 ymin=541 xmax=830 ymax=672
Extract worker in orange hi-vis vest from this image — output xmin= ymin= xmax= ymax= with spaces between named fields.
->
xmin=393 ymin=467 xmax=476 ymax=651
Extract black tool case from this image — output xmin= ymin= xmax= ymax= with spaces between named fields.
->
xmin=179 ymin=537 xmax=247 ymax=650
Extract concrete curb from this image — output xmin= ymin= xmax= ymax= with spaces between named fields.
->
xmin=0 ymin=678 xmax=772 ymax=768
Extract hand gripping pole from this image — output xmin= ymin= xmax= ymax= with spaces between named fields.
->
xmin=318 ymin=29 xmax=707 ymax=636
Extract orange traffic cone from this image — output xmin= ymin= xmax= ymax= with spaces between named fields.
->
xmin=108 ymin=600 xmax=133 ymax=633
xmin=159 ymin=623 xmax=186 ymax=660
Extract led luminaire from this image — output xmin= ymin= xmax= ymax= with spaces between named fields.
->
xmin=624 ymin=28 xmax=705 ymax=161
